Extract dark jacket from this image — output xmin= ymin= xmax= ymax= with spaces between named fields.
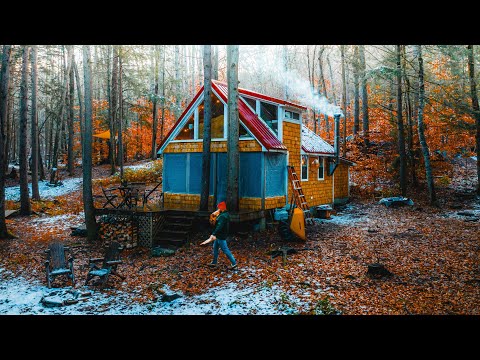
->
xmin=212 ymin=211 xmax=230 ymax=240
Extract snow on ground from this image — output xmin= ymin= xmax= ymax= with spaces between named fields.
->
xmin=5 ymin=178 xmax=83 ymax=201
xmin=124 ymin=161 xmax=154 ymax=170
xmin=440 ymin=201 xmax=480 ymax=222
xmin=30 ymin=213 xmax=85 ymax=231
xmin=0 ymin=266 xmax=317 ymax=315
xmin=315 ymin=203 xmax=371 ymax=226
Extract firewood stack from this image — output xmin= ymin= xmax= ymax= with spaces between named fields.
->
xmin=98 ymin=215 xmax=138 ymax=249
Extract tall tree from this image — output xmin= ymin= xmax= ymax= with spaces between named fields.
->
xmin=151 ymin=45 xmax=159 ymax=160
xmin=467 ymin=45 xmax=480 ymax=195
xmin=19 ymin=46 xmax=31 ymax=216
xmin=109 ymin=46 xmax=118 ymax=175
xmin=212 ymin=45 xmax=219 ymax=81
xmin=50 ymin=45 xmax=73 ymax=183
xmin=340 ymin=45 xmax=348 ymax=157
xmin=174 ymin=45 xmax=181 ymax=120
xmin=82 ymin=45 xmax=98 ymax=241
xmin=30 ymin=45 xmax=40 ymax=200
xmin=200 ymin=45 xmax=212 ymax=211
xmin=396 ymin=45 xmax=407 ymax=196
xmin=359 ymin=45 xmax=369 ymax=145
xmin=67 ymin=46 xmax=75 ymax=176
xmin=0 ymin=45 xmax=13 ymax=238
xmin=118 ymin=47 xmax=124 ymax=179
xmin=416 ymin=45 xmax=437 ymax=205
xmin=402 ymin=45 xmax=418 ymax=187
xmin=226 ymin=45 xmax=240 ymax=213
xmin=352 ymin=46 xmax=360 ymax=136
xmin=159 ymin=45 xmax=166 ymax=142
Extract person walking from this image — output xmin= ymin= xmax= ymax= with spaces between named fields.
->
xmin=200 ymin=201 xmax=237 ymax=269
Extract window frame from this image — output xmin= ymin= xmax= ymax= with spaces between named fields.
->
xmin=301 ymin=154 xmax=309 ymax=181
xmin=318 ymin=156 xmax=325 ymax=180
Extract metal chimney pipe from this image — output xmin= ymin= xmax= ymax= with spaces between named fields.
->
xmin=334 ymin=113 xmax=341 ymax=163
xmin=330 ymin=112 xmax=342 ymax=175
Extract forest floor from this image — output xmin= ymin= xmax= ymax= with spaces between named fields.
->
xmin=0 ymin=160 xmax=479 ymax=315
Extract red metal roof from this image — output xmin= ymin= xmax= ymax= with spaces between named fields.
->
xmin=211 ymin=81 xmax=286 ymax=151
xmin=233 ymin=82 xmax=307 ymax=110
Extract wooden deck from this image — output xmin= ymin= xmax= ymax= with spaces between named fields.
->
xmin=94 ymin=205 xmax=266 ymax=223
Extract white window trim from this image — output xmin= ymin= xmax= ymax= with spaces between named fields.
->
xmin=301 ymin=154 xmax=309 ymax=181
xmin=318 ymin=156 xmax=325 ymax=181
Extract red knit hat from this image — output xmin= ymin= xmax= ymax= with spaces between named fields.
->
xmin=217 ymin=201 xmax=227 ymax=211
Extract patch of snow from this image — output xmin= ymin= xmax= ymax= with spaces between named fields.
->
xmin=124 ymin=162 xmax=154 ymax=170
xmin=0 ymin=266 xmax=311 ymax=315
xmin=316 ymin=204 xmax=370 ymax=226
xmin=5 ymin=177 xmax=83 ymax=201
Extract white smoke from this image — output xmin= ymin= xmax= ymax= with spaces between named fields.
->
xmin=243 ymin=47 xmax=343 ymax=117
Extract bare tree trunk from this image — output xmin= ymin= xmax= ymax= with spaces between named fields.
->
xmin=226 ymin=45 xmax=240 ymax=213
xmin=200 ymin=45 xmax=212 ymax=211
xmin=396 ymin=45 xmax=407 ymax=196
xmin=174 ymin=45 xmax=181 ymax=120
xmin=118 ymin=47 xmax=124 ymax=179
xmin=19 ymin=45 xmax=31 ymax=215
xmin=151 ymin=45 xmax=159 ymax=160
xmin=160 ymin=46 xmax=166 ymax=142
xmin=283 ymin=45 xmax=289 ymax=100
xmin=82 ymin=45 xmax=98 ymax=241
xmin=359 ymin=45 xmax=370 ymax=146
xmin=467 ymin=45 xmax=480 ymax=195
xmin=30 ymin=45 xmax=40 ymax=200
xmin=352 ymin=46 xmax=360 ymax=136
xmin=51 ymin=45 xmax=73 ymax=183
xmin=415 ymin=45 xmax=437 ymax=205
xmin=110 ymin=46 xmax=118 ymax=175
xmin=73 ymin=58 xmax=84 ymax=142
xmin=0 ymin=45 xmax=13 ymax=238
xmin=402 ymin=45 xmax=418 ymax=187
xmin=67 ymin=46 xmax=75 ymax=176
xmin=327 ymin=54 xmax=337 ymax=106
xmin=212 ymin=45 xmax=219 ymax=81
xmin=341 ymin=45 xmax=348 ymax=157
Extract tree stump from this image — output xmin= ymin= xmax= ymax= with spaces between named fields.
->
xmin=367 ymin=263 xmax=393 ymax=278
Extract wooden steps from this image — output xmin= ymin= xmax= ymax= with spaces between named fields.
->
xmin=154 ymin=211 xmax=195 ymax=248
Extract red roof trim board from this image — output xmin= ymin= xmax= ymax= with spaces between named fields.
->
xmin=231 ymin=82 xmax=307 ymax=111
xmin=157 ymin=85 xmax=204 ymax=153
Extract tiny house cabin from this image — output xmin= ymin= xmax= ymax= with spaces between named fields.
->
xmin=157 ymin=80 xmax=352 ymax=215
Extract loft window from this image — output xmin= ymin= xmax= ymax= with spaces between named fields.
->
xmin=318 ymin=157 xmax=325 ymax=180
xmin=301 ymin=155 xmax=309 ymax=181
xmin=239 ymin=123 xmax=252 ymax=139
xmin=175 ymin=113 xmax=194 ymax=140
xmin=242 ymin=97 xmax=257 ymax=111
xmin=285 ymin=110 xmax=300 ymax=120
xmin=260 ymin=101 xmax=278 ymax=135
xmin=198 ymin=92 xmax=225 ymax=139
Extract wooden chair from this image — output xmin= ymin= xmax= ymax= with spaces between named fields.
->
xmin=45 ymin=242 xmax=75 ymax=288
xmin=143 ymin=180 xmax=162 ymax=206
xmin=85 ymin=241 xmax=125 ymax=288
xmin=128 ymin=182 xmax=146 ymax=208
xmin=101 ymin=185 xmax=119 ymax=208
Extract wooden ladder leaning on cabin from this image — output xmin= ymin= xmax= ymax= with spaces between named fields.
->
xmin=287 ymin=166 xmax=315 ymax=225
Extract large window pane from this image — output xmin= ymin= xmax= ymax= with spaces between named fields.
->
xmin=198 ymin=92 xmax=225 ymax=139
xmin=243 ymin=97 xmax=257 ymax=111
xmin=175 ymin=113 xmax=194 ymax=140
xmin=260 ymin=101 xmax=278 ymax=134
xmin=301 ymin=155 xmax=309 ymax=181
xmin=318 ymin=157 xmax=324 ymax=180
